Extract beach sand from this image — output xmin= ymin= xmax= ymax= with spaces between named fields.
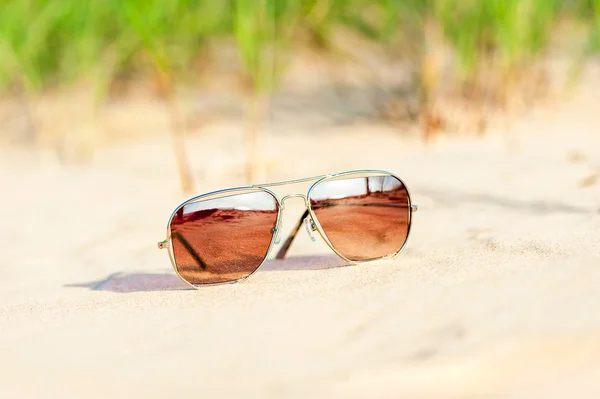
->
xmin=1 ymin=68 xmax=600 ymax=398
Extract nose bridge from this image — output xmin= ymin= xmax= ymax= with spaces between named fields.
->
xmin=280 ymin=193 xmax=308 ymax=209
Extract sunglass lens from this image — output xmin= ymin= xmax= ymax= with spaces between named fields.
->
xmin=169 ymin=190 xmax=279 ymax=285
xmin=310 ymin=175 xmax=410 ymax=261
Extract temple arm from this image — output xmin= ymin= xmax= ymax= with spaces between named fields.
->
xmin=275 ymin=209 xmax=309 ymax=259
xmin=275 ymin=202 xmax=416 ymax=260
xmin=171 ymin=232 xmax=209 ymax=270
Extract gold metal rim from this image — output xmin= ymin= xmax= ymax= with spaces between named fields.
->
xmin=305 ymin=170 xmax=414 ymax=266
xmin=159 ymin=170 xmax=417 ymax=288
xmin=163 ymin=186 xmax=283 ymax=289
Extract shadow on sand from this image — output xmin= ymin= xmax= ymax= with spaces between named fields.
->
xmin=66 ymin=255 xmax=347 ymax=293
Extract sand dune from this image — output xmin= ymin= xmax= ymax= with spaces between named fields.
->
xmin=1 ymin=74 xmax=600 ymax=397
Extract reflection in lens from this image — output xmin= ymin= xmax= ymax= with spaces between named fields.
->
xmin=310 ymin=175 xmax=410 ymax=261
xmin=169 ymin=190 xmax=278 ymax=285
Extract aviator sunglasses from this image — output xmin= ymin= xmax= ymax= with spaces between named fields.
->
xmin=158 ymin=170 xmax=418 ymax=287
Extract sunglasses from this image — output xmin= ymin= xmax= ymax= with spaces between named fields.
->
xmin=158 ymin=170 xmax=418 ymax=287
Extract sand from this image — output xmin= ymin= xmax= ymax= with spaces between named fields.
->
xmin=1 ymin=67 xmax=600 ymax=398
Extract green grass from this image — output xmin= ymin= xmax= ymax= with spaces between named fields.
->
xmin=3 ymin=0 xmax=600 ymax=188
xmin=1 ymin=0 xmax=600 ymax=105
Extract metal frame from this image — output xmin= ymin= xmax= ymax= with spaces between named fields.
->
xmin=158 ymin=170 xmax=418 ymax=288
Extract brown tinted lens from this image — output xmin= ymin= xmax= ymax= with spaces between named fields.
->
xmin=310 ymin=175 xmax=410 ymax=261
xmin=169 ymin=190 xmax=278 ymax=285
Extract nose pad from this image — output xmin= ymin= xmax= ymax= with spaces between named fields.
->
xmin=273 ymin=224 xmax=283 ymax=245
xmin=304 ymin=217 xmax=317 ymax=242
